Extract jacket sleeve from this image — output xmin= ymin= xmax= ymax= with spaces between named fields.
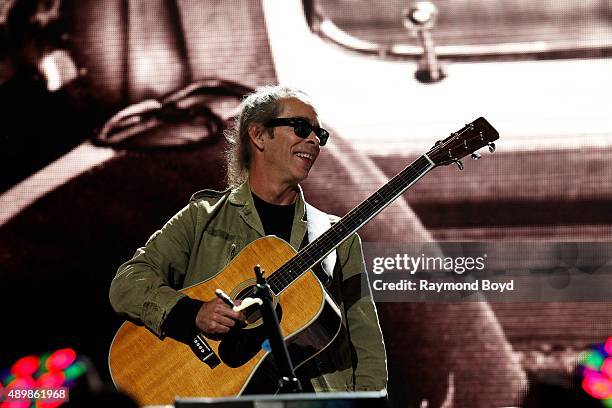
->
xmin=339 ymin=233 xmax=388 ymax=391
xmin=109 ymin=202 xmax=198 ymax=337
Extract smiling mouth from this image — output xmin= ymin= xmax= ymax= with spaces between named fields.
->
xmin=295 ymin=152 xmax=315 ymax=162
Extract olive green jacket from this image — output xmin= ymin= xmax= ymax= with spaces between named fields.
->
xmin=109 ymin=181 xmax=387 ymax=392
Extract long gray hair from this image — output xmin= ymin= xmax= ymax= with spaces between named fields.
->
xmin=224 ymin=85 xmax=314 ymax=188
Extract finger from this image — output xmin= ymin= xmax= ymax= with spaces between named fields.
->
xmin=209 ymin=321 xmax=230 ymax=334
xmin=216 ymin=304 xmax=246 ymax=321
xmin=214 ymin=297 xmax=228 ymax=306
xmin=214 ymin=313 xmax=236 ymax=328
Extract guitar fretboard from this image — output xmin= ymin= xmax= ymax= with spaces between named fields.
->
xmin=268 ymin=154 xmax=435 ymax=294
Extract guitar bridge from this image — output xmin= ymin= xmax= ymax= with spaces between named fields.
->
xmin=190 ymin=333 xmax=221 ymax=368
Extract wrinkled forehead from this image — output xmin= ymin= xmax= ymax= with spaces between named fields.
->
xmin=277 ymin=97 xmax=320 ymax=124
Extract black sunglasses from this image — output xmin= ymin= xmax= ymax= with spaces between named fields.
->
xmin=264 ymin=117 xmax=330 ymax=146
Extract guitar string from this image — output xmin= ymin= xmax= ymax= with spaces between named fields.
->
xmin=236 ymin=126 xmax=491 ymax=299
xmin=236 ymin=156 xmax=433 ymax=301
xmin=275 ymin=156 xmax=431 ymax=290
xmin=268 ymin=156 xmax=433 ymax=292
xmin=234 ymin=158 xmax=430 ymax=302
xmin=267 ymin=127 xmax=490 ymax=291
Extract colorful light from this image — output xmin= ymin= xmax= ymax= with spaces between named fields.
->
xmin=1 ymin=347 xmax=86 ymax=407
xmin=6 ymin=376 xmax=36 ymax=390
xmin=583 ymin=349 xmax=606 ymax=371
xmin=0 ymin=368 xmax=11 ymax=385
xmin=603 ymin=358 xmax=612 ymax=380
xmin=578 ymin=337 xmax=612 ymax=406
xmin=4 ymin=376 xmax=36 ymax=406
xmin=582 ymin=371 xmax=612 ymax=400
xmin=63 ymin=360 xmax=86 ymax=381
xmin=45 ymin=349 xmax=76 ymax=372
xmin=37 ymin=353 xmax=50 ymax=376
xmin=0 ymin=401 xmax=30 ymax=408
xmin=1 ymin=375 xmax=15 ymax=388
xmin=10 ymin=356 xmax=39 ymax=378
xmin=36 ymin=401 xmax=63 ymax=408
xmin=36 ymin=371 xmax=65 ymax=388
xmin=606 ymin=337 xmax=612 ymax=356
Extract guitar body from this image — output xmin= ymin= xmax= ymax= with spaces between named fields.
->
xmin=109 ymin=236 xmax=342 ymax=405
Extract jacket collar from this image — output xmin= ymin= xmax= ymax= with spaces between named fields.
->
xmin=228 ymin=179 xmax=307 ymax=250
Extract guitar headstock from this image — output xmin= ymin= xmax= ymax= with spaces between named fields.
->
xmin=427 ymin=117 xmax=499 ymax=169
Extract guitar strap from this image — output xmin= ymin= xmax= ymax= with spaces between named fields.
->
xmin=305 ymin=203 xmax=336 ymax=278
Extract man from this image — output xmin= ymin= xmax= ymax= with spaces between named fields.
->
xmin=109 ymin=85 xmax=387 ymax=393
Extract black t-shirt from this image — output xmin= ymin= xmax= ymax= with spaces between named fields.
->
xmin=251 ymin=192 xmax=296 ymax=243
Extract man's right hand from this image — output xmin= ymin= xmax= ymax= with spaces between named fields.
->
xmin=195 ymin=298 xmax=246 ymax=334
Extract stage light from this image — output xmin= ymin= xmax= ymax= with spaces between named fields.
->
xmin=36 ymin=401 xmax=63 ymax=408
xmin=582 ymin=371 xmax=612 ymax=400
xmin=6 ymin=375 xmax=36 ymax=390
xmin=583 ymin=349 xmax=606 ymax=371
xmin=36 ymin=371 xmax=65 ymax=388
xmin=11 ymin=356 xmax=39 ymax=378
xmin=1 ymin=399 xmax=30 ymax=408
xmin=1 ymin=348 xmax=86 ymax=406
xmin=45 ymin=349 xmax=76 ymax=372
xmin=606 ymin=337 xmax=612 ymax=355
xmin=63 ymin=361 xmax=86 ymax=381
xmin=579 ymin=337 xmax=612 ymax=404
xmin=1 ymin=374 xmax=15 ymax=387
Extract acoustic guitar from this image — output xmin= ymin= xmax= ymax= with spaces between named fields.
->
xmin=109 ymin=117 xmax=499 ymax=405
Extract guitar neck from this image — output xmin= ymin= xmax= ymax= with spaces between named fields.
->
xmin=269 ymin=154 xmax=436 ymax=294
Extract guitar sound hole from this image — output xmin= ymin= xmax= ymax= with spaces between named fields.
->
xmin=217 ymin=291 xmax=283 ymax=368
xmin=245 ymin=307 xmax=261 ymax=326
xmin=235 ymin=285 xmax=280 ymax=327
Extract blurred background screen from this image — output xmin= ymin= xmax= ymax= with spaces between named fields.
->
xmin=1 ymin=0 xmax=611 ymax=407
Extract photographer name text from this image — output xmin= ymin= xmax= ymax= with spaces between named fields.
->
xmin=371 ymin=279 xmax=514 ymax=293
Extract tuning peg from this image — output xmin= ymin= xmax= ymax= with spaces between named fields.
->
xmin=471 ymin=152 xmax=481 ymax=160
xmin=454 ymin=159 xmax=464 ymax=170
xmin=488 ymin=142 xmax=496 ymax=153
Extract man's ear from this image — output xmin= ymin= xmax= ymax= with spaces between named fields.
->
xmin=248 ymin=123 xmax=266 ymax=151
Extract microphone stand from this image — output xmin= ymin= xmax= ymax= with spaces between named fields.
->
xmin=253 ymin=265 xmax=302 ymax=393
